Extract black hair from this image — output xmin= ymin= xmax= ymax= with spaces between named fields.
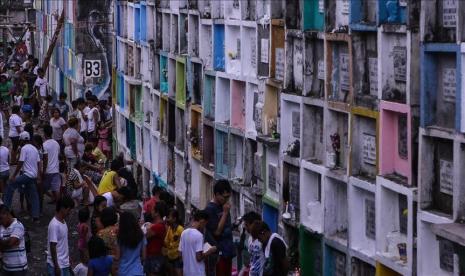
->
xmin=28 ymin=55 xmax=33 ymax=60
xmin=0 ymin=136 xmax=3 ymax=145
xmin=45 ymin=95 xmax=53 ymax=102
xmin=59 ymin=92 xmax=67 ymax=99
xmin=152 ymin=185 xmax=163 ymax=196
xmin=33 ymin=134 xmax=43 ymax=146
xmin=110 ymin=159 xmax=124 ymax=172
xmin=0 ymin=204 xmax=11 ymax=215
xmin=93 ymin=195 xmax=107 ymax=214
xmin=56 ymin=196 xmax=75 ymax=212
xmin=100 ymin=207 xmax=118 ymax=227
xmin=23 ymin=97 xmax=30 ymax=104
xmin=78 ymin=207 xmax=90 ymax=223
xmin=88 ymin=236 xmax=107 ymax=259
xmin=33 ymin=58 xmax=39 ymax=65
xmin=116 ymin=186 xmax=131 ymax=200
xmin=11 ymin=105 xmax=20 ymax=114
xmin=77 ymin=97 xmax=86 ymax=105
xmin=253 ymin=221 xmax=271 ymax=235
xmin=84 ymin=143 xmax=93 ymax=152
xmin=37 ymin=68 xmax=44 ymax=74
xmin=213 ymin=179 xmax=232 ymax=195
xmin=43 ymin=124 xmax=53 ymax=138
xmin=153 ymin=200 xmax=167 ymax=218
xmin=24 ymin=123 xmax=34 ymax=138
xmin=71 ymin=100 xmax=78 ymax=109
xmin=117 ymin=212 xmax=144 ymax=249
xmin=168 ymin=208 xmax=180 ymax=225
xmin=242 ymin=211 xmax=262 ymax=224
xmin=193 ymin=210 xmax=209 ymax=222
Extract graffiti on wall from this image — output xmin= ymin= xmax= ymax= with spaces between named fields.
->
xmin=76 ymin=0 xmax=112 ymax=99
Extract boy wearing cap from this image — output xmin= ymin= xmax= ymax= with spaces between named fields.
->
xmin=3 ymin=131 xmax=42 ymax=222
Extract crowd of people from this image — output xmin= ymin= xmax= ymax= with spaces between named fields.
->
xmin=0 ymin=54 xmax=290 ymax=276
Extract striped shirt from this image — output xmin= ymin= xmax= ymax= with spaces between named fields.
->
xmin=0 ymin=219 xmax=27 ymax=271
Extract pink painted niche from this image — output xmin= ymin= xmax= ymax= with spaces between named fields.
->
xmin=379 ymin=101 xmax=412 ymax=186
xmin=230 ymin=80 xmax=246 ymax=131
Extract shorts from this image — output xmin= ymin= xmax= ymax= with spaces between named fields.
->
xmin=1 ymin=269 xmax=28 ymax=276
xmin=10 ymin=136 xmax=19 ymax=152
xmin=144 ymin=255 xmax=166 ymax=274
xmin=43 ymin=173 xmax=61 ymax=192
xmin=0 ymin=170 xmax=9 ymax=182
xmin=46 ymin=263 xmax=71 ymax=276
xmin=168 ymin=257 xmax=183 ymax=269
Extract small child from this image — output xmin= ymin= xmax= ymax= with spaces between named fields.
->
xmin=77 ymin=207 xmax=91 ymax=261
xmin=97 ymin=122 xmax=111 ymax=158
xmin=38 ymin=95 xmax=52 ymax=126
xmin=13 ymin=89 xmax=22 ymax=107
xmin=87 ymin=236 xmax=115 ymax=276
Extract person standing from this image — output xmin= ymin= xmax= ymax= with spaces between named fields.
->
xmin=164 ymin=208 xmax=184 ymax=276
xmin=63 ymin=117 xmax=84 ymax=169
xmin=0 ymin=204 xmax=28 ymax=275
xmin=145 ymin=201 xmax=167 ymax=275
xmin=42 ymin=125 xmax=61 ymax=204
xmin=50 ymin=108 xmax=67 ymax=146
xmin=204 ymin=179 xmax=235 ymax=276
xmin=87 ymin=96 xmax=100 ymax=139
xmin=77 ymin=98 xmax=90 ymax=141
xmin=242 ymin=212 xmax=264 ymax=276
xmin=254 ymin=222 xmax=289 ymax=276
xmin=116 ymin=212 xmax=146 ymax=276
xmin=47 ymin=196 xmax=75 ymax=276
xmin=0 ymin=136 xmax=9 ymax=196
xmin=8 ymin=105 xmax=22 ymax=164
xmin=55 ymin=92 xmax=70 ymax=120
xmin=33 ymin=68 xmax=47 ymax=101
xmin=4 ymin=131 xmax=41 ymax=222
xmin=179 ymin=210 xmax=217 ymax=276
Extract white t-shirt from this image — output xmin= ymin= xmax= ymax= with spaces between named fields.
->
xmin=0 ymin=145 xmax=9 ymax=172
xmin=34 ymin=76 xmax=48 ymax=97
xmin=43 ymin=139 xmax=60 ymax=174
xmin=80 ymin=107 xmax=90 ymax=133
xmin=179 ymin=228 xmax=205 ymax=276
xmin=73 ymin=263 xmax=88 ymax=276
xmin=13 ymin=95 xmax=22 ymax=106
xmin=47 ymin=217 xmax=70 ymax=269
xmin=33 ymin=66 xmax=39 ymax=75
xmin=18 ymin=144 xmax=40 ymax=178
xmin=0 ymin=218 xmax=27 ymax=271
xmin=102 ymin=192 xmax=114 ymax=207
xmin=8 ymin=114 xmax=22 ymax=137
xmin=50 ymin=117 xmax=66 ymax=141
xmin=63 ymin=128 xmax=85 ymax=159
xmin=87 ymin=107 xmax=99 ymax=132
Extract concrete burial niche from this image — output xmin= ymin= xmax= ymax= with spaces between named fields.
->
xmin=350 ymin=108 xmax=379 ymax=183
xmin=175 ymin=153 xmax=186 ymax=201
xmin=159 ymin=53 xmax=168 ymax=94
xmin=324 ymin=176 xmax=348 ymax=245
xmin=189 ymin=159 xmax=201 ymax=209
xmin=284 ymin=30 xmax=305 ymax=95
xmin=214 ymin=76 xmax=230 ymax=125
xmin=325 ymin=33 xmax=352 ymax=111
xmin=303 ymin=33 xmax=325 ymax=98
xmin=299 ymin=228 xmax=323 ymax=275
xmin=203 ymin=73 xmax=215 ymax=121
xmin=152 ymin=93 xmax=160 ymax=133
xmin=325 ymin=0 xmax=350 ymax=32
xmin=168 ymin=57 xmax=176 ymax=98
xmin=198 ymin=0 xmax=211 ymax=19
xmin=421 ymin=44 xmax=460 ymax=131
xmin=300 ymin=168 xmax=323 ymax=233
xmin=188 ymin=14 xmax=199 ymax=57
xmin=280 ymin=94 xmax=301 ymax=159
xmin=142 ymin=85 xmax=153 ymax=125
xmin=377 ymin=0 xmax=407 ymax=26
xmin=159 ymin=96 xmax=168 ymax=138
xmin=265 ymin=148 xmax=279 ymax=203
xmin=270 ymin=19 xmax=285 ymax=81
xmin=349 ymin=0 xmax=377 ymax=31
xmin=225 ymin=23 xmax=241 ymax=76
xmin=379 ymin=101 xmax=413 ymax=186
xmin=301 ymin=102 xmax=324 ymax=164
xmin=352 ymin=257 xmax=375 ymax=275
xmin=352 ymin=32 xmax=378 ymax=110
xmin=421 ymin=0 xmax=465 ymax=43
xmin=224 ymin=0 xmax=241 ymax=20
xmin=283 ymin=162 xmax=300 ymax=224
xmin=418 ymin=135 xmax=453 ymax=217
xmin=179 ymin=12 xmax=188 ymax=55
xmin=215 ymin=126 xmax=229 ymax=179
xmin=201 ymin=124 xmax=214 ymax=170
xmin=162 ymin=13 xmax=170 ymax=51
xmin=213 ymin=24 xmax=225 ymax=71
xmin=257 ymin=23 xmax=270 ymax=77
xmin=325 ymin=108 xmax=349 ymax=174
xmin=241 ymin=24 xmax=257 ymax=79
xmin=348 ymin=184 xmax=376 ymax=259
xmin=170 ymin=14 xmax=179 ymax=54
xmin=188 ymin=61 xmax=202 ymax=106
xmin=230 ymin=80 xmax=246 ymax=131
xmin=176 ymin=58 xmax=186 ymax=109
xmin=302 ymin=0 xmax=324 ymax=31
xmin=199 ymin=21 xmax=213 ymax=70
xmin=229 ymin=133 xmax=244 ymax=181
xmin=245 ymin=82 xmax=259 ymax=139
xmin=174 ymin=108 xmax=185 ymax=151
xmin=262 ymin=83 xmax=279 ymax=137
xmin=190 ymin=105 xmax=202 ymax=161
xmin=324 ymin=245 xmax=347 ymax=276
xmin=284 ymin=0 xmax=301 ymax=30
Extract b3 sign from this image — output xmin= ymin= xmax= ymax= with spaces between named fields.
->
xmin=84 ymin=60 xmax=101 ymax=77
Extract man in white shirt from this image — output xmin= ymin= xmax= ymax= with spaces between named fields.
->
xmin=77 ymin=98 xmax=90 ymax=140
xmin=0 ymin=205 xmax=28 ymax=274
xmin=42 ymin=125 xmax=61 ymax=204
xmin=33 ymin=68 xmax=48 ymax=99
xmin=4 ymin=131 xmax=41 ymax=222
xmin=8 ymin=105 xmax=23 ymax=164
xmin=86 ymin=95 xmax=100 ymax=139
xmin=179 ymin=210 xmax=217 ymax=276
xmin=47 ymin=196 xmax=75 ymax=276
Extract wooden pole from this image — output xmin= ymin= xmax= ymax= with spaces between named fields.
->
xmin=41 ymin=10 xmax=65 ymax=72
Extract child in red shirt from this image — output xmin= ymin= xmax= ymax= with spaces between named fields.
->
xmin=145 ymin=201 xmax=167 ymax=274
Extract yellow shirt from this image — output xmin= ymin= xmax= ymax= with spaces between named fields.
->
xmin=164 ymin=225 xmax=184 ymax=260
xmin=97 ymin=170 xmax=117 ymax=195
xmin=92 ymin=147 xmax=107 ymax=163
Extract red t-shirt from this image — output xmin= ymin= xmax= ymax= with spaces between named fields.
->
xmin=143 ymin=197 xmax=157 ymax=214
xmin=146 ymin=222 xmax=166 ymax=256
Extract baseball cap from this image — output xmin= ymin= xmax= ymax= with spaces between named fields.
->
xmin=19 ymin=131 xmax=30 ymax=141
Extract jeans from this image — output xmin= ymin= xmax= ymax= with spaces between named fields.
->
xmin=4 ymin=174 xmax=40 ymax=219
xmin=46 ymin=263 xmax=71 ymax=276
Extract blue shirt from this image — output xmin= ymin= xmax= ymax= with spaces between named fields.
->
xmin=118 ymin=239 xmax=146 ymax=276
xmin=204 ymin=202 xmax=235 ymax=258
xmin=88 ymin=256 xmax=112 ymax=276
